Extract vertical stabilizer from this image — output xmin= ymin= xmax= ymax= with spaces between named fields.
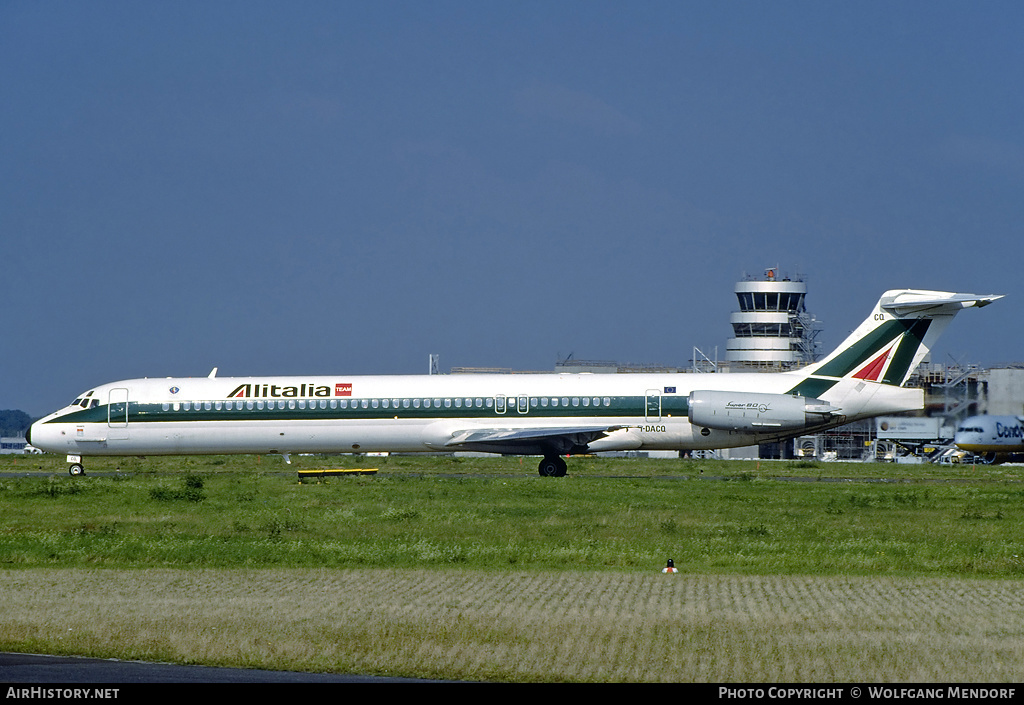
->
xmin=787 ymin=290 xmax=1001 ymax=397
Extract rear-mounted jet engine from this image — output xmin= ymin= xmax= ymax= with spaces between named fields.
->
xmin=687 ymin=390 xmax=840 ymax=433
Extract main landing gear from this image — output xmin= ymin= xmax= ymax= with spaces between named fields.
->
xmin=537 ymin=455 xmax=567 ymax=477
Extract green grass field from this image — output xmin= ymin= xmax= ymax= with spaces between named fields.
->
xmin=1 ymin=453 xmax=1023 ymax=681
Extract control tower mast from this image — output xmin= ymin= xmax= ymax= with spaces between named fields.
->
xmin=726 ymin=267 xmax=821 ymax=370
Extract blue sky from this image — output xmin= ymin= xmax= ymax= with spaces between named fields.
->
xmin=3 ymin=1 xmax=1021 ymax=417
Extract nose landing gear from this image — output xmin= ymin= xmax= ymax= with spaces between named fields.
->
xmin=66 ymin=455 xmax=86 ymax=476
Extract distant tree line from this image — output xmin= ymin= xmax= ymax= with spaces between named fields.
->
xmin=0 ymin=410 xmax=34 ymax=437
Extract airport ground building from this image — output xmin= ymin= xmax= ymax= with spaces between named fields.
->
xmin=0 ymin=437 xmax=29 ymax=454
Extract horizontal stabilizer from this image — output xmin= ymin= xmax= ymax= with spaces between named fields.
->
xmin=880 ymin=291 xmax=1003 ymax=317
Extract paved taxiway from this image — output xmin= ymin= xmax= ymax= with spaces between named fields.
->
xmin=0 ymin=652 xmax=437 ymax=683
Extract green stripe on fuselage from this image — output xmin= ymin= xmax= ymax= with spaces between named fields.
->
xmin=785 ymin=377 xmax=838 ymax=398
xmin=46 ymin=395 xmax=692 ymax=424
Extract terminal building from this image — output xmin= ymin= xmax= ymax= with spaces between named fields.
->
xmin=0 ymin=437 xmax=30 ymax=454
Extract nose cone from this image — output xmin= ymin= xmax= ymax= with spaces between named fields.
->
xmin=25 ymin=422 xmax=32 ymax=446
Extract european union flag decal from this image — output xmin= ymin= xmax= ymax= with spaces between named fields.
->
xmin=664 ymin=387 xmax=676 ymax=393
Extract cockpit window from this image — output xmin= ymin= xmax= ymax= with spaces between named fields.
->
xmin=71 ymin=391 xmax=96 ymax=408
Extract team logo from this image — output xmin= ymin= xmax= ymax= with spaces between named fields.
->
xmin=169 ymin=387 xmax=180 ymax=395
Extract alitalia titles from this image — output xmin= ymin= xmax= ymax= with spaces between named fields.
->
xmin=227 ymin=382 xmax=352 ymax=399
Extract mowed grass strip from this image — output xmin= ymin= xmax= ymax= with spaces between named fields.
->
xmin=1 ymin=461 xmax=1022 ymax=576
xmin=1 ymin=568 xmax=1022 ymax=682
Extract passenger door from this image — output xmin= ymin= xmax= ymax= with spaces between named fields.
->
xmin=645 ymin=390 xmax=661 ymax=422
xmin=108 ymin=388 xmax=130 ymax=440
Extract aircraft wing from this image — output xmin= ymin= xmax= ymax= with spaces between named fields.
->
xmin=443 ymin=425 xmax=626 ymax=456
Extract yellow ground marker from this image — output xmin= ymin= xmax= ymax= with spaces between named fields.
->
xmin=297 ymin=468 xmax=378 ymax=482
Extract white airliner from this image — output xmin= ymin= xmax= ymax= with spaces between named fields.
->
xmin=954 ymin=415 xmax=1024 ymax=464
xmin=28 ymin=289 xmax=1001 ymax=476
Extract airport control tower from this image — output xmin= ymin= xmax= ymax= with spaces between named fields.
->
xmin=726 ymin=268 xmax=821 ymax=369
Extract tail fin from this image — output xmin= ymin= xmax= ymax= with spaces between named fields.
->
xmin=788 ymin=290 xmax=1001 ymax=396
